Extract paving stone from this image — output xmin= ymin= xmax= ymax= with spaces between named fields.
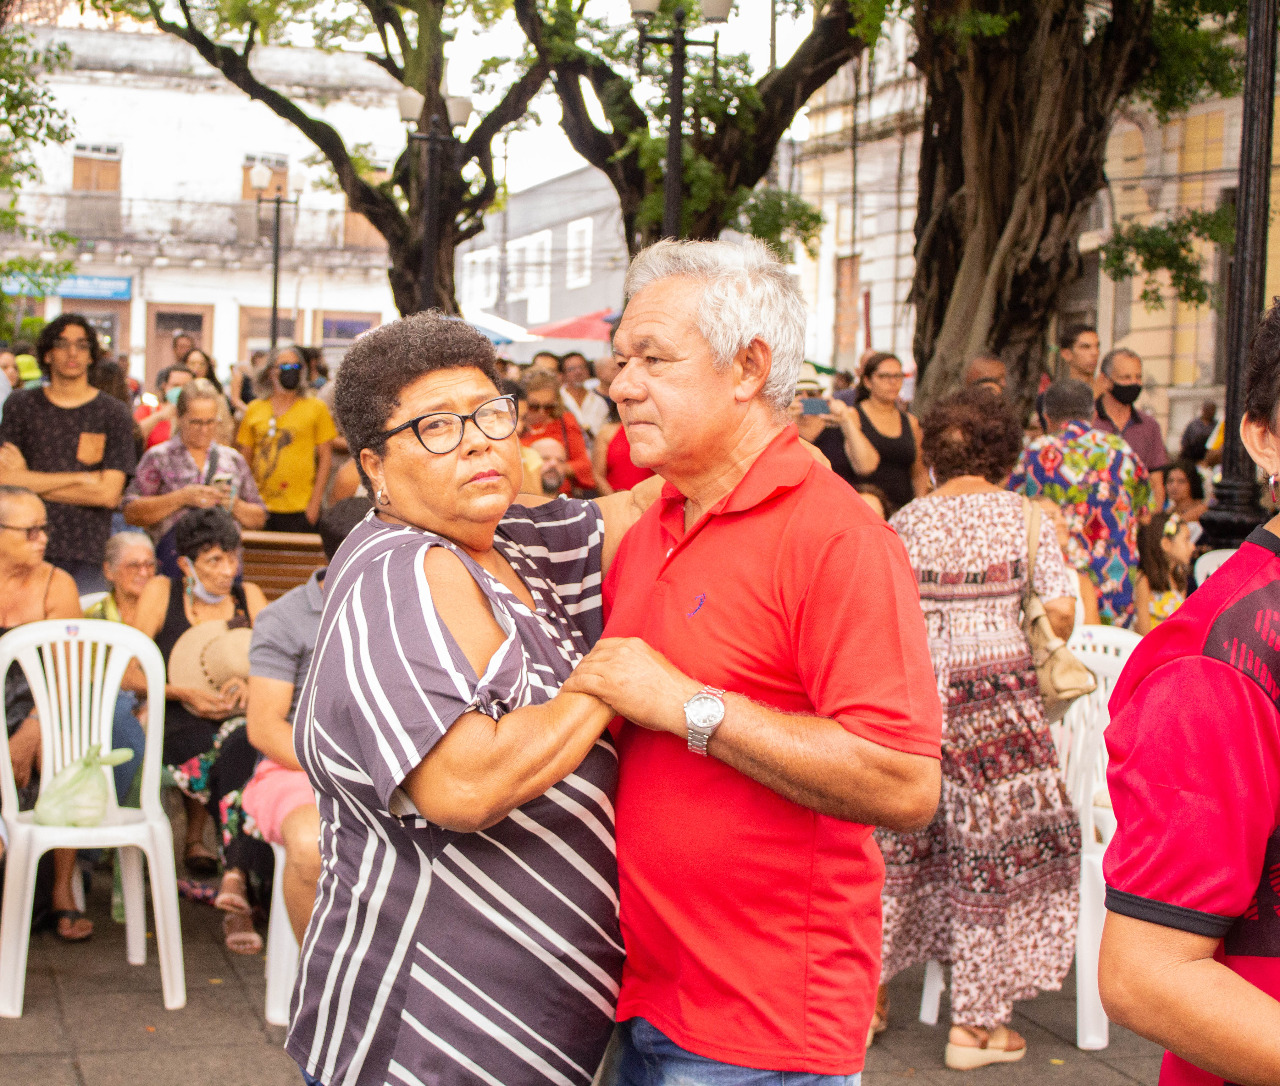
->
xmin=0 ymin=1055 xmax=82 ymax=1085
xmin=78 ymin=1044 xmax=303 ymax=1086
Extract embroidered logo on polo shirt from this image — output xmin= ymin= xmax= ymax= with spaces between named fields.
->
xmin=686 ymin=593 xmax=706 ymax=617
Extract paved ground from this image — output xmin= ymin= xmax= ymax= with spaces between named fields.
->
xmin=0 ymin=866 xmax=1164 ymax=1086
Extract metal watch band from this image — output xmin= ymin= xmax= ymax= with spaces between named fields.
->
xmin=686 ymin=685 xmax=726 ymax=757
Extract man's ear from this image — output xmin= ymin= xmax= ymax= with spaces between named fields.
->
xmin=733 ymin=338 xmax=772 ymax=405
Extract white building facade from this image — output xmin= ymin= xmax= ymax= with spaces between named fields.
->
xmin=6 ymin=26 xmax=408 ymax=387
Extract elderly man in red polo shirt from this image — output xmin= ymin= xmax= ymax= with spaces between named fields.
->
xmin=565 ymin=239 xmax=942 ymax=1086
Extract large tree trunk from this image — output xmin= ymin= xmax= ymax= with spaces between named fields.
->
xmin=911 ymin=1 xmax=1155 ymax=404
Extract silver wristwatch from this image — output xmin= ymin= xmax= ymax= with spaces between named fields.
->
xmin=684 ymin=686 xmax=727 ymax=756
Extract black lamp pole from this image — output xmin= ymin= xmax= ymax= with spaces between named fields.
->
xmin=1199 ymin=0 xmax=1277 ymax=548
xmin=636 ymin=7 xmax=715 ymax=240
xmin=255 ymin=189 xmax=296 ymax=351
xmin=409 ymin=114 xmax=449 ymax=312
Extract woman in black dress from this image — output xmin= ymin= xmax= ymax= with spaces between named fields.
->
xmin=849 ymin=352 xmax=929 ymax=509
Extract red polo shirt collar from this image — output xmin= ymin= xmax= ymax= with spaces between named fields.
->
xmin=656 ymin=425 xmax=814 ymax=541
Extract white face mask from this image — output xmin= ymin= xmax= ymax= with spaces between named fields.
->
xmin=181 ymin=561 xmax=229 ymax=606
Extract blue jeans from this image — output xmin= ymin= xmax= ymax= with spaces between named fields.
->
xmin=617 ymin=1019 xmax=862 ymax=1086
xmin=111 ymin=692 xmax=145 ymax=803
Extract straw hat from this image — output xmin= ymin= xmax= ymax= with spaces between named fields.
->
xmin=166 ymin=621 xmax=252 ymax=697
xmin=795 ymin=363 xmax=824 ymax=393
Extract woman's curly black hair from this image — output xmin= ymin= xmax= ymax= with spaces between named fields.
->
xmin=334 ymin=313 xmax=502 ymax=491
xmin=921 ymin=386 xmax=1024 ymax=486
xmin=174 ymin=507 xmax=242 ymax=562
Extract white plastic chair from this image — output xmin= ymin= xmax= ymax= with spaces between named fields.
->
xmin=1194 ymin=548 xmax=1235 ymax=586
xmin=0 ymin=619 xmax=185 ymax=1016
xmin=264 ymin=841 xmax=299 ymax=1026
xmin=915 ymin=625 xmax=1141 ymax=1051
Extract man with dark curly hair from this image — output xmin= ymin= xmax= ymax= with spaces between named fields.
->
xmin=1010 ymin=379 xmax=1151 ymax=628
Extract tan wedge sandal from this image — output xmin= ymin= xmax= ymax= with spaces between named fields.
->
xmin=944 ymin=1025 xmax=1027 ymax=1070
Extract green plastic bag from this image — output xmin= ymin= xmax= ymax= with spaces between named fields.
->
xmin=33 ymin=744 xmax=135 ymax=827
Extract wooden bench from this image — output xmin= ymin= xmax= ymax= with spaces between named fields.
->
xmin=241 ymin=530 xmax=325 ymax=601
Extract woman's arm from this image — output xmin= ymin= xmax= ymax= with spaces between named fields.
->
xmin=909 ymin=413 xmax=931 ymax=496
xmin=399 ymin=546 xmax=613 ymax=832
xmin=592 ymin=424 xmax=619 ymax=497
xmin=243 ymin=581 xmax=269 ymax=624
xmin=45 ymin=567 xmax=82 ymax=620
xmin=1100 ymin=912 xmax=1280 ymax=1086
xmin=330 ymin=459 xmax=362 ymax=503
xmin=1133 ymin=573 xmax=1153 ymax=636
xmin=124 ymin=485 xmax=203 ymax=528
xmin=246 ymin=676 xmax=302 ymax=770
xmin=232 ymin=496 xmax=267 ymax=530
xmin=827 ymin=400 xmax=880 ymax=476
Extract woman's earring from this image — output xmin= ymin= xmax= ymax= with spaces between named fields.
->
xmin=1269 ymin=472 xmax=1279 ymax=505
xmin=376 ymin=488 xmax=390 ymax=507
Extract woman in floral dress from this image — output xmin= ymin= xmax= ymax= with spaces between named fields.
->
xmin=875 ymin=387 xmax=1082 ymax=1070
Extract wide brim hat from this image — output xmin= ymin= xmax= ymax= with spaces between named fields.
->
xmin=166 ymin=621 xmax=252 ymax=697
xmin=795 ymin=362 xmax=825 ymax=393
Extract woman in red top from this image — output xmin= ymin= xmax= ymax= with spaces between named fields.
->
xmin=1099 ymin=298 xmax=1280 ymax=1085
xmin=520 ymin=370 xmax=598 ymax=495
xmin=592 ymin=399 xmax=655 ymax=495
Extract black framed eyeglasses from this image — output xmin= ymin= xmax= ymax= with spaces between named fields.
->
xmin=383 ymin=395 xmax=519 ymax=455
xmin=0 ymin=523 xmax=47 ymax=541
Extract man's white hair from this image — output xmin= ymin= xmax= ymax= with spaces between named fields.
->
xmin=623 ymin=238 xmax=806 ymax=412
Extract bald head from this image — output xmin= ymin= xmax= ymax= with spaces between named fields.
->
xmin=963 ymin=354 xmax=1007 ymax=394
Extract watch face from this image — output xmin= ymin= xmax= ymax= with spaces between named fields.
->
xmin=687 ymin=693 xmax=723 ymax=730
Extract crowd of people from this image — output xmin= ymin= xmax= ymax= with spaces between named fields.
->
xmin=0 ymin=234 xmax=1271 ymax=1086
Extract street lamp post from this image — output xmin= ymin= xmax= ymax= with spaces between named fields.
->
xmin=248 ymin=162 xmax=301 ymax=352
xmin=630 ymin=0 xmax=731 ymax=239
xmin=1199 ymin=0 xmax=1277 ymax=549
xmin=398 ymin=86 xmax=473 ymax=313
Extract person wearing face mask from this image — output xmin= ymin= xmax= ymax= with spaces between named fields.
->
xmin=236 ymin=346 xmax=337 ymax=532
xmin=135 ymin=365 xmax=193 ymax=450
xmin=1093 ymin=347 xmax=1168 ymax=508
xmin=128 ymin=507 xmax=271 ymax=952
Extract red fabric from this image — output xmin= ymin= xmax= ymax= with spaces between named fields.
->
xmin=521 ymin=413 xmax=596 ymax=493
xmin=603 ymin=426 xmax=941 ymax=1074
xmin=134 ymin=403 xmax=171 ymax=448
xmin=1104 ymin=530 xmax=1280 ymax=1086
xmin=605 ymin=425 xmax=654 ymax=492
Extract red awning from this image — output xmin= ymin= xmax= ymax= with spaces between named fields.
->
xmin=527 ymin=308 xmax=616 ymax=341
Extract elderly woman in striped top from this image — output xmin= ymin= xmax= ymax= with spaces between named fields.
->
xmin=288 ymin=313 xmax=659 ymax=1086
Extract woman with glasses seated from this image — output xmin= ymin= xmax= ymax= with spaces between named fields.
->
xmin=288 ymin=313 xmax=662 ymax=1086
xmin=123 ymin=379 xmax=266 ymax=579
xmin=0 ymin=485 xmax=96 ymax=940
xmin=129 ymin=507 xmax=270 ymax=953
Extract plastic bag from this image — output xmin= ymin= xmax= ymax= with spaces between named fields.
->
xmin=33 ymin=744 xmax=135 ymax=827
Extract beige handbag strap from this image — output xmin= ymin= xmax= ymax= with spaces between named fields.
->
xmin=1022 ymin=497 xmax=1041 ymax=597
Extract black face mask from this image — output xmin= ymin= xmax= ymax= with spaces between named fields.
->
xmin=1109 ymin=382 xmax=1142 ymax=407
xmin=277 ymin=364 xmax=302 ymax=391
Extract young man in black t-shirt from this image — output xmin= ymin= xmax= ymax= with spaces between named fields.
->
xmin=0 ymin=314 xmax=136 ymax=592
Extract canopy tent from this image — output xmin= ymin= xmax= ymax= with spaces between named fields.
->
xmin=527 ymin=308 xmax=618 ymax=342
xmin=461 ymin=309 xmax=541 ymax=345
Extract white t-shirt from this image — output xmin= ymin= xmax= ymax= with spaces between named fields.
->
xmin=560 ymin=385 xmax=611 ymax=440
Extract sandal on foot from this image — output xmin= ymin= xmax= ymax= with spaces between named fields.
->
xmin=944 ymin=1025 xmax=1026 ymax=1070
xmin=222 ymin=911 xmax=262 ymax=955
xmin=183 ymin=841 xmax=218 ymax=878
xmin=213 ymin=870 xmax=251 ymax=914
xmin=51 ymin=909 xmax=93 ymax=943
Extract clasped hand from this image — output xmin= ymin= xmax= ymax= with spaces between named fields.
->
xmin=562 ymin=637 xmax=702 ymax=735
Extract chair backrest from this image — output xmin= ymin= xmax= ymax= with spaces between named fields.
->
xmin=1062 ymin=625 xmax=1142 ymax=853
xmin=0 ymin=619 xmax=167 ymax=823
xmin=1194 ymin=548 xmax=1235 ymax=586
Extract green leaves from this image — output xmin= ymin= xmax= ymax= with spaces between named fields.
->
xmin=734 ymin=188 xmax=825 ymax=260
xmin=1100 ymin=205 xmax=1236 ymax=309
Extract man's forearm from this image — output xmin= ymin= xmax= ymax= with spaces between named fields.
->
xmin=0 ymin=466 xmax=92 ymax=496
xmin=42 ymin=473 xmax=123 ymax=507
xmin=710 ymin=695 xmax=941 ymax=830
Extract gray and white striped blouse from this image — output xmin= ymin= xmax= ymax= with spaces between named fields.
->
xmin=288 ymin=501 xmax=621 ymax=1086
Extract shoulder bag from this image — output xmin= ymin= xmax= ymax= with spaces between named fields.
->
xmin=1021 ymin=498 xmax=1097 ymax=721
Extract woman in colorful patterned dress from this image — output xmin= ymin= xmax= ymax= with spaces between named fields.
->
xmin=874 ymin=387 xmax=1082 ymax=1070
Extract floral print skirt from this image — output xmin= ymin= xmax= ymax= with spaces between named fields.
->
xmin=876 ymin=655 xmax=1081 ymax=1028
